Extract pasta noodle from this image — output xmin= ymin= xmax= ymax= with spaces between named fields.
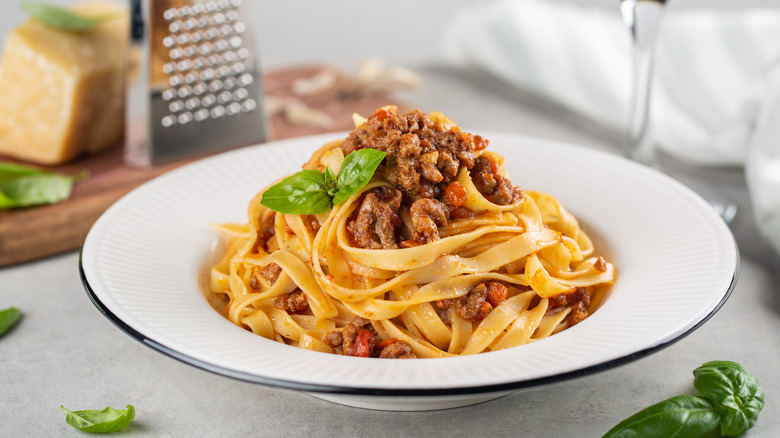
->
xmin=208 ymin=107 xmax=615 ymax=359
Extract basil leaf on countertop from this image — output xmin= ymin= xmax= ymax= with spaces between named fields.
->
xmin=604 ymin=361 xmax=765 ymax=438
xmin=693 ymin=361 xmax=765 ymax=436
xmin=20 ymin=2 xmax=121 ymax=32
xmin=0 ymin=307 xmax=22 ymax=337
xmin=0 ymin=163 xmax=86 ymax=209
xmin=261 ymin=148 xmax=386 ymax=215
xmin=333 ymin=148 xmax=386 ymax=206
xmin=0 ymin=162 xmax=44 ymax=183
xmin=603 ymin=395 xmax=720 ymax=438
xmin=61 ymin=405 xmax=135 ymax=433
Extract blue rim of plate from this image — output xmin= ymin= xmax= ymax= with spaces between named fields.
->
xmin=79 ymin=247 xmax=739 ymax=397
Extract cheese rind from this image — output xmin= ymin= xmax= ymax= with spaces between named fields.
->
xmin=0 ymin=3 xmax=128 ymax=165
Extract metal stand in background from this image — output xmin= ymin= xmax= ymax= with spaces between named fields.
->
xmin=620 ymin=0 xmax=737 ymax=223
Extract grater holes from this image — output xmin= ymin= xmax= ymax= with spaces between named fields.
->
xmin=177 ymin=86 xmax=193 ymax=98
xmin=169 ymin=101 xmax=185 ymax=113
xmin=162 ymin=89 xmax=177 ymax=101
xmin=184 ymin=72 xmax=199 ymax=84
xmin=208 ymin=80 xmax=223 ymax=92
xmin=194 ymin=108 xmax=210 ymax=121
xmin=217 ymin=91 xmax=233 ymax=104
xmin=237 ymin=73 xmax=253 ymax=86
xmin=185 ymin=97 xmax=201 ymax=110
xmin=169 ymin=74 xmax=183 ymax=87
xmin=160 ymin=0 xmax=256 ymax=127
xmin=214 ymin=39 xmax=229 ymax=52
xmin=193 ymin=83 xmax=209 ymax=95
xmin=216 ymin=65 xmax=232 ymax=78
xmin=162 ymin=9 xmax=178 ymax=21
xmin=201 ymin=94 xmax=217 ymax=106
xmin=223 ymin=76 xmax=236 ymax=89
xmin=241 ymin=99 xmax=256 ymax=112
xmin=226 ymin=102 xmax=241 ymax=116
xmin=161 ymin=115 xmax=177 ymax=127
xmin=191 ymin=3 xmax=205 ymax=14
xmin=232 ymin=88 xmax=248 ymax=100
xmin=211 ymin=105 xmax=226 ymax=118
xmin=178 ymin=112 xmax=194 ymax=124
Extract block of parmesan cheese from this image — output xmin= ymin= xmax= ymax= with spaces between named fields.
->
xmin=0 ymin=2 xmax=128 ymax=165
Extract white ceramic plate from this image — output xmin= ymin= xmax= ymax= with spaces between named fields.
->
xmin=80 ymin=133 xmax=738 ymax=411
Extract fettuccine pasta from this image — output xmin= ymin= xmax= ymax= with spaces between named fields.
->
xmin=208 ymin=107 xmax=615 ymax=359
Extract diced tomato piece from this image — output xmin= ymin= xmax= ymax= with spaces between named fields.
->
xmin=489 ymin=159 xmax=499 ymax=175
xmin=351 ymin=329 xmax=374 ymax=357
xmin=375 ymin=338 xmax=399 ymax=349
xmin=486 ymin=282 xmax=509 ymax=307
xmin=444 ymin=181 xmax=467 ymax=207
xmin=473 ymin=134 xmax=488 ymax=151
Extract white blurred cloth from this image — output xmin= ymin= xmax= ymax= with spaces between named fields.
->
xmin=445 ymin=0 xmax=780 ymax=255
xmin=747 ymin=65 xmax=780 ymax=257
xmin=444 ymin=0 xmax=780 ymax=167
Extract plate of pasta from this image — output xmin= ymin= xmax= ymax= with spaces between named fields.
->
xmin=80 ymin=108 xmax=738 ymax=411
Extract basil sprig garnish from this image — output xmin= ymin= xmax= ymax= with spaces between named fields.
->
xmin=261 ymin=148 xmax=386 ymax=215
xmin=693 ymin=361 xmax=765 ymax=436
xmin=61 ymin=405 xmax=135 ymax=433
xmin=0 ymin=307 xmax=22 ymax=337
xmin=20 ymin=2 xmax=123 ymax=32
xmin=0 ymin=162 xmax=86 ymax=209
xmin=604 ymin=361 xmax=764 ymax=438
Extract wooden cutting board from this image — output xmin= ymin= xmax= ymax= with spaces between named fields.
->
xmin=0 ymin=65 xmax=407 ymax=266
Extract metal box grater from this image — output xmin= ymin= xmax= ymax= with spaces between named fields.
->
xmin=126 ymin=0 xmax=268 ymax=166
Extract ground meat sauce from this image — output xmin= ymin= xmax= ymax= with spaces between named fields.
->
xmin=345 ymin=186 xmax=402 ymax=249
xmin=342 ymin=108 xmax=479 ymax=201
xmin=249 ymin=263 xmax=282 ymax=289
xmin=549 ymin=287 xmax=594 ymax=327
xmin=378 ymin=339 xmax=416 ymax=359
xmin=274 ymin=290 xmax=308 ymax=314
xmin=323 ymin=317 xmax=417 ymax=359
xmin=409 ymin=198 xmax=449 ymax=243
xmin=471 ymin=156 xmax=523 ymax=205
xmin=436 ymin=281 xmax=510 ymax=321
xmin=343 ymin=107 xmax=522 ymax=249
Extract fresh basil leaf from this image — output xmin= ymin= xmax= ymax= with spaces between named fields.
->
xmin=260 ymin=169 xmax=333 ymax=214
xmin=324 ymin=167 xmax=338 ymax=198
xmin=333 ymin=148 xmax=385 ymax=206
xmin=0 ymin=307 xmax=22 ymax=337
xmin=62 ymin=405 xmax=135 ymax=433
xmin=694 ymin=361 xmax=764 ymax=436
xmin=260 ymin=148 xmax=385 ymax=215
xmin=20 ymin=2 xmax=120 ymax=32
xmin=0 ymin=171 xmax=86 ymax=209
xmin=603 ymin=395 xmax=720 ymax=438
xmin=0 ymin=162 xmax=45 ymax=183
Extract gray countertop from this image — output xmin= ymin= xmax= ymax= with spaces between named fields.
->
xmin=2 ymin=1 xmax=779 ymax=436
